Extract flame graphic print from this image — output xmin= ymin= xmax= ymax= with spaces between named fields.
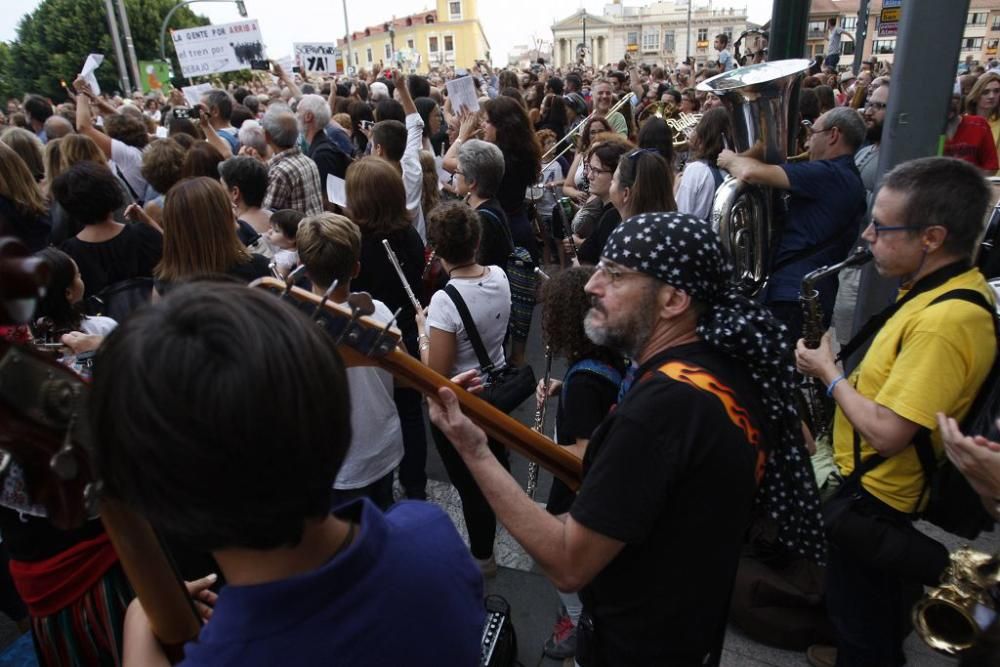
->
xmin=657 ymin=361 xmax=766 ymax=483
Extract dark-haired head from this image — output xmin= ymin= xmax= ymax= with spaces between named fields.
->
xmin=88 ymin=282 xmax=351 ymax=551
xmin=219 ymin=156 xmax=269 ymax=209
xmin=34 ymin=247 xmax=83 ymax=331
xmin=427 ymin=200 xmax=480 ymax=264
xmin=613 ymin=148 xmax=677 ymax=218
xmin=690 ymin=107 xmax=734 ymax=163
xmin=52 ymin=161 xmax=125 ymax=225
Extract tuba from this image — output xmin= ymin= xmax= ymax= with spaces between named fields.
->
xmin=913 ymin=548 xmax=1000 ymax=656
xmin=697 ymin=59 xmax=811 ymax=294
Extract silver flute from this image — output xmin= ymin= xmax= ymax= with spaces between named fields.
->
xmin=526 ymin=346 xmax=553 ymax=499
xmin=382 ymin=239 xmax=423 ymax=315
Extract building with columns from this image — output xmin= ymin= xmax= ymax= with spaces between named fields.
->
xmin=551 ymin=1 xmax=751 ymax=69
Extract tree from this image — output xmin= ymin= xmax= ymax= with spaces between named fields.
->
xmin=9 ymin=0 xmax=209 ymax=101
xmin=0 ymin=43 xmax=14 ymax=105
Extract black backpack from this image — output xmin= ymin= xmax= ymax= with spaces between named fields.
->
xmin=907 ymin=289 xmax=999 ymax=539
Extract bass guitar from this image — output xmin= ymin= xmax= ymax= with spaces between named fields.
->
xmin=250 ymin=277 xmax=582 ymax=491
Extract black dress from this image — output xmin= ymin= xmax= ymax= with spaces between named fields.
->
xmin=0 ymin=196 xmax=51 ymax=253
xmin=577 ymin=202 xmax=621 ymax=266
xmin=353 ymin=226 xmax=425 ymax=341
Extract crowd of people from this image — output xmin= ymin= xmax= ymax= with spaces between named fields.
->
xmin=2 ymin=30 xmax=1000 ymax=667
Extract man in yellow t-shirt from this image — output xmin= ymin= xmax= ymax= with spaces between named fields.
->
xmin=796 ymin=156 xmax=996 ymax=667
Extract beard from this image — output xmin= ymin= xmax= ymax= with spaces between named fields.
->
xmin=584 ymin=281 xmax=659 ymax=358
xmin=865 ymin=120 xmax=883 ymax=143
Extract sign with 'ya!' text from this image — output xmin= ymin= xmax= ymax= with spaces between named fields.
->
xmin=294 ymin=43 xmax=341 ymax=74
xmin=172 ymin=19 xmax=266 ymax=77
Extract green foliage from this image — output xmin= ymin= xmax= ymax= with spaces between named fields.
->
xmin=0 ymin=43 xmax=14 ymax=104
xmin=7 ymin=0 xmax=210 ymax=101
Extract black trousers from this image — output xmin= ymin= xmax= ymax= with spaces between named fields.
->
xmin=431 ymin=424 xmax=510 ymax=560
xmin=395 ymin=334 xmax=428 ymax=499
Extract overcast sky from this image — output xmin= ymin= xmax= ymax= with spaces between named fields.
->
xmin=1 ymin=0 xmax=773 ymax=63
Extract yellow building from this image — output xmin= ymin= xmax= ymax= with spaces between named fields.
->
xmin=337 ymin=0 xmax=490 ymax=73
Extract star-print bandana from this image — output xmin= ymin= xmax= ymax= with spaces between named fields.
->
xmin=603 ymin=212 xmax=827 ymax=564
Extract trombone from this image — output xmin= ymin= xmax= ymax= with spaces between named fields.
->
xmin=541 ymin=94 xmax=633 ymax=167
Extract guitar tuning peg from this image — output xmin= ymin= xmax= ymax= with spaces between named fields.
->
xmin=84 ymin=480 xmax=103 ymax=515
xmin=311 ymin=279 xmax=339 ymax=326
xmin=0 ymin=450 xmax=11 ymax=477
xmin=281 ymin=265 xmax=307 ymax=297
xmin=371 ymin=307 xmax=402 ymax=357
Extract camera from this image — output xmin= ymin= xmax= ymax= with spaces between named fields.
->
xmin=173 ymin=107 xmax=191 ymax=120
xmin=360 ymin=120 xmax=375 ymax=131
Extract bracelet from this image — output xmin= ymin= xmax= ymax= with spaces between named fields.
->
xmin=418 ymin=333 xmax=429 ymax=343
xmin=419 ymin=341 xmax=430 ymax=353
xmin=826 ymin=374 xmax=846 ymax=398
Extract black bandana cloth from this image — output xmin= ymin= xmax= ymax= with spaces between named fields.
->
xmin=603 ymin=212 xmax=826 ymax=564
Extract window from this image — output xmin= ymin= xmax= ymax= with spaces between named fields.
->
xmin=808 ymin=20 xmax=826 ymax=37
xmin=989 ymin=38 xmax=1000 ymax=50
xmin=722 ymin=27 xmax=733 ymax=42
xmin=444 ymin=35 xmax=454 ymax=52
xmin=963 ymin=36 xmax=985 ymax=50
xmin=969 ymin=12 xmax=987 ymax=25
xmin=449 ymin=1 xmax=461 ymax=20
xmin=842 ymin=40 xmax=855 ymax=56
xmin=429 ymin=35 xmax=439 ymax=52
xmin=385 ymin=43 xmax=392 ymax=59
xmin=426 ymin=15 xmax=434 ymax=24
xmin=664 ymin=31 xmax=675 ymax=53
xmin=354 ymin=51 xmax=359 ymax=65
xmin=697 ymin=28 xmax=708 ymax=42
xmin=642 ymin=30 xmax=659 ymax=52
xmin=842 ymin=16 xmax=857 ymax=31
xmin=873 ymin=39 xmax=894 ymax=54
xmin=366 ymin=47 xmax=373 ymax=63
xmin=993 ymin=16 xmax=1000 ymax=30
xmin=407 ymin=38 xmax=414 ymax=49
xmin=627 ymin=31 xmax=638 ymax=46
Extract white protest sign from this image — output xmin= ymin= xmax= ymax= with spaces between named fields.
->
xmin=171 ymin=19 xmax=266 ymax=77
xmin=326 ymin=174 xmax=348 ymax=208
xmin=80 ymin=54 xmax=104 ymax=96
xmin=294 ymin=43 xmax=340 ymax=75
xmin=181 ymin=83 xmax=213 ymax=107
xmin=445 ymin=76 xmax=479 ymax=115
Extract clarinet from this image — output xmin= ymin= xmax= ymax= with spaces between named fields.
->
xmin=526 ymin=346 xmax=553 ymax=499
xmin=558 ymin=197 xmax=579 ymax=263
xmin=798 ymin=247 xmax=873 ymax=435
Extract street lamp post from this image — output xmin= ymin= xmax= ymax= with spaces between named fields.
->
xmin=160 ymin=0 xmax=249 ymax=64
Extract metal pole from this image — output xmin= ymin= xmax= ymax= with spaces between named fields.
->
xmin=103 ymin=0 xmax=131 ymax=94
xmin=852 ymin=0 xmax=871 ymax=75
xmin=114 ymin=0 xmax=143 ymax=93
xmin=847 ymin=0 xmax=972 ymax=371
xmin=767 ymin=0 xmax=810 ymax=61
xmin=685 ymin=0 xmax=691 ymax=63
xmin=342 ymin=0 xmax=354 ymax=74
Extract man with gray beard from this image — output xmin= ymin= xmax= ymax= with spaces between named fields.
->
xmin=429 ymin=212 xmax=823 ymax=666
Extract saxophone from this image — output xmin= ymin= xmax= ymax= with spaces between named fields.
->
xmin=526 ymin=347 xmax=552 ymax=499
xmin=798 ymin=247 xmax=873 ymax=433
xmin=914 ymin=548 xmax=1000 ymax=656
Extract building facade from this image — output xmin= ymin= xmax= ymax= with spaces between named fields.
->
xmin=551 ymin=1 xmax=751 ymax=69
xmin=336 ymin=0 xmax=490 ymax=73
xmin=806 ymin=0 xmax=1000 ymax=67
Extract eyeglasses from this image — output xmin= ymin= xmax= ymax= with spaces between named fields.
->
xmin=587 ymin=162 xmax=613 ymax=176
xmin=869 ymin=219 xmax=923 ymax=237
xmin=594 ymin=259 xmax=643 ymax=285
xmin=865 ymin=101 xmax=887 ymax=111
xmin=801 ymin=119 xmax=835 ymax=136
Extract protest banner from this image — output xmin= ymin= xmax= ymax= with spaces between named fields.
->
xmin=171 ymin=19 xmax=266 ymax=77
xmin=293 ymin=43 xmax=341 ymax=74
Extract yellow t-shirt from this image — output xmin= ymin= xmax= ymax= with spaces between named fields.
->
xmin=833 ymin=267 xmax=996 ymax=513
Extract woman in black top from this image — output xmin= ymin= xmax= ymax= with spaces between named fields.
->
xmin=0 ymin=142 xmax=50 ymax=252
xmin=54 ymin=162 xmax=161 ymax=299
xmin=153 ymin=177 xmax=269 ymax=295
xmin=481 ymin=96 xmax=542 ymax=260
xmin=576 ymin=141 xmax=632 ymax=265
xmin=535 ymin=94 xmax=568 ymax=142
xmin=346 ymin=156 xmax=430 ymax=500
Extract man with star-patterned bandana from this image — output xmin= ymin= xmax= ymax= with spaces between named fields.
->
xmin=429 ymin=212 xmax=824 ymax=666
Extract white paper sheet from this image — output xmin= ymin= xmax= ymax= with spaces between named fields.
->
xmin=326 ymin=174 xmax=347 ymax=208
xmin=445 ymin=76 xmax=479 ymax=115
xmin=80 ymin=54 xmax=104 ymax=96
xmin=181 ymin=83 xmax=213 ymax=107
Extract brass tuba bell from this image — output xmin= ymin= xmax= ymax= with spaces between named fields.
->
xmin=697 ymin=59 xmax=811 ymax=294
xmin=913 ymin=548 xmax=1000 ymax=656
